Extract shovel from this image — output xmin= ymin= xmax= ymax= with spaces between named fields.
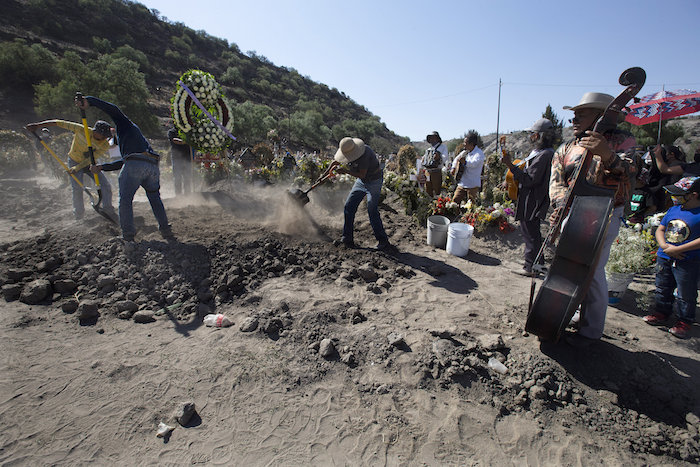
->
xmin=287 ymin=172 xmax=334 ymax=206
xmin=76 ymin=92 xmax=104 ymax=207
xmin=27 ymin=128 xmax=118 ymax=225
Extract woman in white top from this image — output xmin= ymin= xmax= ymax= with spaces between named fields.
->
xmin=450 ymin=130 xmax=484 ymax=203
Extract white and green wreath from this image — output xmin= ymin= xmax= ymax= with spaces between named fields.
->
xmin=171 ymin=69 xmax=235 ymax=153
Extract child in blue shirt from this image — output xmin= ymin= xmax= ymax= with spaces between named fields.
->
xmin=643 ymin=176 xmax=700 ymax=338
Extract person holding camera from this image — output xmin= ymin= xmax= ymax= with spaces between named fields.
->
xmin=421 ymin=131 xmax=448 ymax=197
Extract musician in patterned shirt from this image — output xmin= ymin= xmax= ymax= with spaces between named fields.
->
xmin=549 ymin=92 xmax=632 ymax=347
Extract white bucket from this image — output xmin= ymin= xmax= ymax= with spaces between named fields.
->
xmin=606 ymin=271 xmax=635 ymax=303
xmin=427 ymin=215 xmax=450 ymax=249
xmin=446 ymin=223 xmax=474 ymax=257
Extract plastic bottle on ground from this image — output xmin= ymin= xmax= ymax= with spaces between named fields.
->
xmin=203 ymin=313 xmax=232 ymax=327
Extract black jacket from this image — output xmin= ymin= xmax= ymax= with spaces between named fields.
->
xmin=511 ymin=148 xmax=554 ymax=222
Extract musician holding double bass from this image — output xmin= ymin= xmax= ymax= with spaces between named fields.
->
xmin=501 ymin=118 xmax=555 ymax=277
xmin=549 ymin=92 xmax=632 ymax=347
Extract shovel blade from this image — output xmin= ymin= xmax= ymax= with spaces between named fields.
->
xmin=287 ymin=188 xmax=310 ymax=206
xmin=91 ymin=204 xmax=119 ymax=225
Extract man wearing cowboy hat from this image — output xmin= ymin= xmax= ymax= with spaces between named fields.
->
xmin=549 ymin=91 xmax=632 ymax=347
xmin=421 ymin=131 xmax=449 ymax=197
xmin=322 ymin=137 xmax=396 ymax=252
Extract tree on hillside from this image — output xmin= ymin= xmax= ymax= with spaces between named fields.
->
xmin=618 ymin=121 xmax=684 ymax=148
xmin=288 ymin=110 xmax=332 ymax=151
xmin=0 ymin=39 xmax=57 ymax=91
xmin=230 ymin=101 xmax=276 ymax=146
xmin=34 ymin=51 xmax=157 ymax=133
xmin=542 ymin=103 xmax=564 ymax=146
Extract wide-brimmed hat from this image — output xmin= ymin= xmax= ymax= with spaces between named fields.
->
xmin=334 ymin=137 xmax=365 ymax=164
xmin=664 ymin=176 xmax=700 ymax=195
xmin=527 ymin=118 xmax=554 ymax=132
xmin=563 ymin=92 xmax=614 ymax=111
xmin=426 ymin=131 xmax=441 ymax=143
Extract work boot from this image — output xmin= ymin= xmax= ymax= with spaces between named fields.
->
xmin=160 ymin=225 xmax=176 ymax=241
xmin=334 ymin=238 xmax=356 ymax=249
xmin=375 ymin=241 xmax=398 ymax=254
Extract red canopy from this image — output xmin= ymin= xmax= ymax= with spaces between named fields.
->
xmin=625 ymin=89 xmax=700 ymax=126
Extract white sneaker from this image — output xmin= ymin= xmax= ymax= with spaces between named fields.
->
xmin=569 ymin=309 xmax=580 ymax=326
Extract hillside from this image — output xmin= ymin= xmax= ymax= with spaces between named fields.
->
xmin=0 ymin=0 xmax=407 ymax=153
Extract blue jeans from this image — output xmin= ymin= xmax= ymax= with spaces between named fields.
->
xmin=68 ymin=158 xmax=113 ymax=216
xmin=655 ymin=256 xmax=699 ymax=324
xmin=118 ymin=159 xmax=169 ymax=240
xmin=342 ymin=175 xmax=388 ymax=244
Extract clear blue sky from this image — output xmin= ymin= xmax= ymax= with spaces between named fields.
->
xmin=140 ymin=0 xmax=700 ymax=142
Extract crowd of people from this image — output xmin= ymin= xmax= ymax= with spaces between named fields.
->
xmin=25 ymin=89 xmax=697 ymax=343
xmin=414 ymin=91 xmax=698 ymax=343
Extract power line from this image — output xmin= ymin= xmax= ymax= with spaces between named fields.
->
xmin=504 ymin=81 xmax=700 ymax=88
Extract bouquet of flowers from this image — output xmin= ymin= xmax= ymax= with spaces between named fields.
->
xmin=171 ymin=69 xmax=235 ymax=153
xmin=605 ymin=225 xmax=657 ymax=274
xmin=458 ymin=200 xmax=516 ymax=233
xmin=430 ymin=196 xmax=461 ymax=219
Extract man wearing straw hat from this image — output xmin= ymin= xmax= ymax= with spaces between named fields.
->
xmin=322 ymin=137 xmax=396 ymax=253
xmin=549 ymin=91 xmax=631 ymax=347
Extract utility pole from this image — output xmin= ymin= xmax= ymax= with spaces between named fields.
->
xmin=496 ymin=78 xmax=502 ymax=153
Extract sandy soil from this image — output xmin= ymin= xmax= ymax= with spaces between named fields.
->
xmin=0 ymin=170 xmax=698 ymax=466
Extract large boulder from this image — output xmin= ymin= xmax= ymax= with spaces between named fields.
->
xmin=76 ymin=300 xmax=99 ymax=320
xmin=2 ymin=283 xmax=22 ymax=301
xmin=20 ymin=279 xmax=52 ymax=304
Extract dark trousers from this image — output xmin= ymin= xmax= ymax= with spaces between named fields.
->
xmin=520 ymin=218 xmax=542 ymax=272
xmin=655 ymin=256 xmax=699 ymax=324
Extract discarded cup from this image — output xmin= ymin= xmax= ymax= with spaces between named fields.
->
xmin=203 ymin=313 xmax=232 ymax=328
xmin=487 ymin=357 xmax=507 ymax=374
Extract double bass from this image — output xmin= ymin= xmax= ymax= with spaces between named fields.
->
xmin=525 ymin=67 xmax=646 ymax=342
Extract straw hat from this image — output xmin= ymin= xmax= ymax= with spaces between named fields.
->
xmin=563 ymin=92 xmax=614 ymax=111
xmin=334 ymin=137 xmax=365 ymax=164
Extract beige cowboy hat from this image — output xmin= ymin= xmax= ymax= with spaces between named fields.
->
xmin=334 ymin=137 xmax=365 ymax=164
xmin=563 ymin=92 xmax=614 ymax=111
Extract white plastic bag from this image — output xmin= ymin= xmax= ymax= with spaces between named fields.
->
xmin=203 ymin=313 xmax=232 ymax=328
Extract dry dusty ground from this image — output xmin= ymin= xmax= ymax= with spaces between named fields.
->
xmin=0 ymin=169 xmax=698 ymax=466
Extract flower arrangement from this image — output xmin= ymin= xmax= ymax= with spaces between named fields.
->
xmin=383 ymin=171 xmax=432 ymax=223
xmin=200 ymin=159 xmax=232 ymax=185
xmin=457 ymin=200 xmax=516 ymax=233
xmin=642 ymin=211 xmax=666 ymax=232
xmin=605 ymin=225 xmax=657 ymax=274
xmin=171 ymin=69 xmax=235 ymax=153
xmin=430 ymin=196 xmax=461 ymax=219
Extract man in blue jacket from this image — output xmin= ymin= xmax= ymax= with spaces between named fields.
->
xmin=77 ymin=95 xmax=173 ymax=243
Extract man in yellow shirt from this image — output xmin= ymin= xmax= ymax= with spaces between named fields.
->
xmin=26 ymin=119 xmax=115 ymax=219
